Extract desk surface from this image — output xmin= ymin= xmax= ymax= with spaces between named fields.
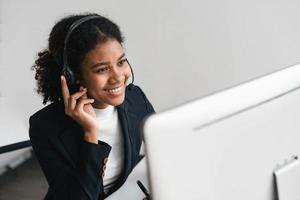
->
xmin=106 ymin=158 xmax=150 ymax=200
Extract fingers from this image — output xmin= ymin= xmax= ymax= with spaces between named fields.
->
xmin=61 ymin=75 xmax=70 ymax=107
xmin=68 ymin=89 xmax=87 ymax=112
xmin=70 ymin=88 xmax=87 ymax=100
xmin=80 ymin=86 xmax=88 ymax=99
xmin=61 ymin=75 xmax=95 ymax=118
xmin=76 ymin=98 xmax=95 ymax=111
xmin=61 ymin=76 xmax=90 ymax=114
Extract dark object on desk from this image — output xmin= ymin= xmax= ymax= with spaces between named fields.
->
xmin=137 ymin=180 xmax=151 ymax=200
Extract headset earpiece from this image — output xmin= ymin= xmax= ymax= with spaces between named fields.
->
xmin=62 ymin=67 xmax=75 ymax=85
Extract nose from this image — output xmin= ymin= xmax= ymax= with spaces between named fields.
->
xmin=108 ymin=66 xmax=122 ymax=83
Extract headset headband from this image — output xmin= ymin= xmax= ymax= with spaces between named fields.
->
xmin=62 ymin=15 xmax=101 ymax=74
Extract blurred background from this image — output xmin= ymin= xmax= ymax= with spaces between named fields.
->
xmin=1 ymin=0 xmax=300 ymax=199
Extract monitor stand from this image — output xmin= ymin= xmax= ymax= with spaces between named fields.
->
xmin=274 ymin=156 xmax=300 ymax=200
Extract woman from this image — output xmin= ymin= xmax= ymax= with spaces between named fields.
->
xmin=29 ymin=13 xmax=155 ymax=200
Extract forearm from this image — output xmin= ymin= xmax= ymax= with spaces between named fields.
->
xmin=30 ymin=135 xmax=111 ymax=200
xmin=72 ymin=140 xmax=111 ymax=199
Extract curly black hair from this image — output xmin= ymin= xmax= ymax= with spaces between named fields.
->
xmin=31 ymin=13 xmax=124 ymax=105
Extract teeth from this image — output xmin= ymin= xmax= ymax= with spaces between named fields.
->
xmin=106 ymin=86 xmax=121 ymax=93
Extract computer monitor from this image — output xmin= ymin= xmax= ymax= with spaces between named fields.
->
xmin=143 ymin=63 xmax=300 ymax=200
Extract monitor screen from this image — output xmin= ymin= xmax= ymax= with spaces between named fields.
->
xmin=143 ymin=63 xmax=300 ymax=200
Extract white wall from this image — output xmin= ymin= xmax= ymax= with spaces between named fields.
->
xmin=1 ymin=0 xmax=300 ymax=167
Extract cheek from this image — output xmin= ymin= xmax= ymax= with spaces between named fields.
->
xmin=124 ymin=67 xmax=132 ymax=79
xmin=86 ymin=76 xmax=107 ymax=89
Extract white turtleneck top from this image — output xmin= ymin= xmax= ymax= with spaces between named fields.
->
xmin=93 ymin=105 xmax=124 ymax=193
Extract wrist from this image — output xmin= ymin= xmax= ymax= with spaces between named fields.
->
xmin=84 ymin=131 xmax=98 ymax=144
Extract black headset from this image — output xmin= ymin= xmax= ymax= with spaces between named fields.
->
xmin=61 ymin=14 xmax=135 ymax=90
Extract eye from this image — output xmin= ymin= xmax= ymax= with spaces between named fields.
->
xmin=118 ymin=59 xmax=127 ymax=67
xmin=96 ymin=67 xmax=109 ymax=73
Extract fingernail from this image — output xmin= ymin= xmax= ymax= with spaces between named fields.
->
xmin=60 ymin=76 xmax=64 ymax=81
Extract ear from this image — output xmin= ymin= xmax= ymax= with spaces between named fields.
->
xmin=76 ymin=78 xmax=86 ymax=87
xmin=75 ymin=73 xmax=83 ymax=85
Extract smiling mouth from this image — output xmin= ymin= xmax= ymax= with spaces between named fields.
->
xmin=104 ymin=86 xmax=123 ymax=93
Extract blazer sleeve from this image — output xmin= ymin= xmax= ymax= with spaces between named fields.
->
xmin=29 ymin=116 xmax=111 ymax=200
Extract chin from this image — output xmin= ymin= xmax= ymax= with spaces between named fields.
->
xmin=107 ymin=96 xmax=125 ymax=106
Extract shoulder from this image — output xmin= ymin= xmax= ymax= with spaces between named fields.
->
xmin=29 ymin=101 xmax=66 ymax=137
xmin=125 ymin=84 xmax=147 ymax=102
xmin=125 ymin=83 xmax=155 ymax=114
xmin=29 ymin=101 xmax=64 ymax=123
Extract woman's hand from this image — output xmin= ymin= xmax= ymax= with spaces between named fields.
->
xmin=61 ymin=75 xmax=99 ymax=143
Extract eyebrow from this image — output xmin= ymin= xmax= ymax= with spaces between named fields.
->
xmin=90 ymin=53 xmax=126 ymax=69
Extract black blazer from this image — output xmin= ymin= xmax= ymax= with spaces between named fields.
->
xmin=29 ymin=84 xmax=155 ymax=200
